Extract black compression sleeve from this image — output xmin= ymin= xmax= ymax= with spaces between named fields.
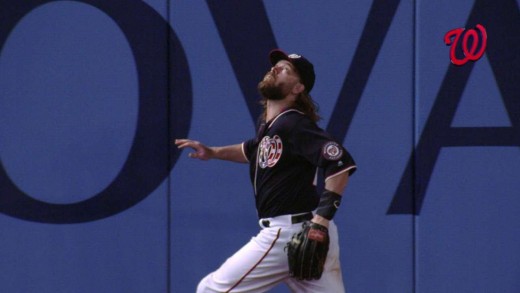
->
xmin=315 ymin=190 xmax=342 ymax=220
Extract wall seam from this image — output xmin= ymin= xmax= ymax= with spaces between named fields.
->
xmin=166 ymin=1 xmax=172 ymax=292
xmin=412 ymin=0 xmax=418 ymax=292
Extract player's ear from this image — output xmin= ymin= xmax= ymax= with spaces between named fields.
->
xmin=292 ymin=82 xmax=305 ymax=95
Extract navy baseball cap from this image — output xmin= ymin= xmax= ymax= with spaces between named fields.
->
xmin=269 ymin=49 xmax=315 ymax=93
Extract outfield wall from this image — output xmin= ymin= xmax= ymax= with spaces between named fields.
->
xmin=1 ymin=1 xmax=519 ymax=292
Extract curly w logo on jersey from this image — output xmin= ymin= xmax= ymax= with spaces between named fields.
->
xmin=258 ymin=135 xmax=283 ymax=168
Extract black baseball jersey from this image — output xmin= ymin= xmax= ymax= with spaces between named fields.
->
xmin=242 ymin=109 xmax=356 ymax=219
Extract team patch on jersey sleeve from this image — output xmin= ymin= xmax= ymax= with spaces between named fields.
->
xmin=258 ymin=135 xmax=283 ymax=168
xmin=322 ymin=141 xmax=343 ymax=161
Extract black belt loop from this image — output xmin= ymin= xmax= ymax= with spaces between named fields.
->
xmin=260 ymin=212 xmax=313 ymax=228
xmin=291 ymin=212 xmax=313 ymax=224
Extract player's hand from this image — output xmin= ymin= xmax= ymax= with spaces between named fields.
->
xmin=174 ymin=139 xmax=214 ymax=160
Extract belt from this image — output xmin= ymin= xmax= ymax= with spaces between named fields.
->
xmin=259 ymin=212 xmax=313 ymax=228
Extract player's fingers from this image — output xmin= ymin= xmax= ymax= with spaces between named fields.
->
xmin=176 ymin=141 xmax=200 ymax=151
xmin=174 ymin=138 xmax=191 ymax=146
xmin=174 ymin=139 xmax=209 ymax=160
xmin=175 ymin=142 xmax=191 ymax=149
xmin=188 ymin=151 xmax=207 ymax=160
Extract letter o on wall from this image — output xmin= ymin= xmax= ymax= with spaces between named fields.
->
xmin=0 ymin=0 xmax=192 ymax=223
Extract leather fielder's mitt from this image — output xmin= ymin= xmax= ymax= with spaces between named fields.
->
xmin=286 ymin=221 xmax=330 ymax=280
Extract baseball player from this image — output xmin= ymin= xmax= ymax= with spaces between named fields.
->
xmin=175 ymin=49 xmax=356 ymax=292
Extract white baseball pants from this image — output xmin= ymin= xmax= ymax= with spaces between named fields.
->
xmin=196 ymin=214 xmax=345 ymax=293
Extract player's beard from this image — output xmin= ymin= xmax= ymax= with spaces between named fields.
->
xmin=257 ymin=73 xmax=286 ymax=101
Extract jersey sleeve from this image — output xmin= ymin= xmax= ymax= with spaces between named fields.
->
xmin=242 ymin=138 xmax=256 ymax=162
xmin=291 ymin=118 xmax=357 ymax=181
xmin=242 ymin=117 xmax=267 ymax=162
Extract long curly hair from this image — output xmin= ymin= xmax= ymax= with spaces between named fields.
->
xmin=294 ymin=91 xmax=320 ymax=122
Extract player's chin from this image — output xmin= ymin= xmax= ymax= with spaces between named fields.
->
xmin=258 ymin=80 xmax=275 ymax=93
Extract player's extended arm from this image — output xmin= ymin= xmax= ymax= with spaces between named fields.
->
xmin=174 ymin=139 xmax=248 ymax=163
xmin=312 ymin=171 xmax=350 ymax=227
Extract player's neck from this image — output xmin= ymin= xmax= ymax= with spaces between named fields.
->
xmin=265 ymin=96 xmax=295 ymax=121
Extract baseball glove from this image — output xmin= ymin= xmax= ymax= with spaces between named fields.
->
xmin=286 ymin=221 xmax=330 ymax=280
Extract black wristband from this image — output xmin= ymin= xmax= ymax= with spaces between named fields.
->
xmin=316 ymin=190 xmax=342 ymax=220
